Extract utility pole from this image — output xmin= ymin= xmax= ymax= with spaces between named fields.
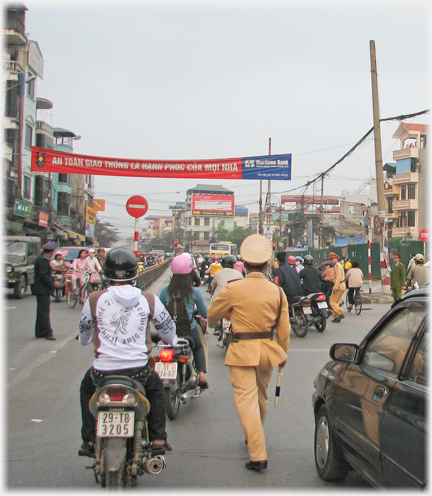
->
xmin=370 ymin=40 xmax=390 ymax=295
xmin=319 ymin=174 xmax=325 ymax=249
xmin=267 ymin=137 xmax=272 ymax=230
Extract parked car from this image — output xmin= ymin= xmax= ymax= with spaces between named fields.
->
xmin=312 ymin=287 xmax=428 ymax=488
xmin=4 ymin=236 xmax=41 ymax=298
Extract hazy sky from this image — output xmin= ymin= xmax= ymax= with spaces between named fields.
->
xmin=24 ymin=0 xmax=430 ymax=242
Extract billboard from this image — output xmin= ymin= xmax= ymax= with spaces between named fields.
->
xmin=31 ymin=147 xmax=291 ymax=181
xmin=192 ymin=194 xmax=235 ymax=216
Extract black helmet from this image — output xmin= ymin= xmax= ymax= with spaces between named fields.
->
xmin=221 ymin=255 xmax=237 ymax=268
xmin=303 ymin=255 xmax=313 ymax=266
xmin=104 ymin=247 xmax=138 ymax=282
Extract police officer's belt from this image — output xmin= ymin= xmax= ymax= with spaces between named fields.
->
xmin=231 ymin=330 xmax=274 ymax=342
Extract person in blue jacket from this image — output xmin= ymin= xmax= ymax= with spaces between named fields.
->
xmin=160 ymin=253 xmax=209 ymax=389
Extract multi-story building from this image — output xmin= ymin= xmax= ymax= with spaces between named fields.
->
xmin=384 ymin=123 xmax=428 ymax=239
xmin=184 ymin=184 xmax=235 ymax=253
xmin=3 ymin=5 xmax=92 ymax=244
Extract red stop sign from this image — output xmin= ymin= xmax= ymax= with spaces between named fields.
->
xmin=126 ymin=195 xmax=148 ymax=218
xmin=419 ymin=228 xmax=429 ymax=242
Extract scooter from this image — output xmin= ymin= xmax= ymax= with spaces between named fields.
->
xmin=152 ymin=332 xmax=205 ymax=420
xmin=88 ymin=375 xmax=167 ymax=489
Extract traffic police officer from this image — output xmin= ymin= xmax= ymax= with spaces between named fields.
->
xmin=208 ymin=234 xmax=290 ymax=471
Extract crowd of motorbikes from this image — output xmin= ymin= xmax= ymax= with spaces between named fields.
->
xmin=78 ymin=252 xmax=338 ymax=488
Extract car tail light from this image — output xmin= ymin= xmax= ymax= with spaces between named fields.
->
xmin=317 ymin=294 xmax=326 ymax=301
xmin=160 ymin=349 xmax=175 ymax=362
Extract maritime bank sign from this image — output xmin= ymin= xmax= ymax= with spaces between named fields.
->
xmin=31 ymin=147 xmax=291 ymax=181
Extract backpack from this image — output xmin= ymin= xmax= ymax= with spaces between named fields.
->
xmin=166 ymin=296 xmax=192 ymax=337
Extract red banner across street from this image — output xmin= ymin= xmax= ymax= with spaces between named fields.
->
xmin=31 ymin=147 xmax=292 ymax=181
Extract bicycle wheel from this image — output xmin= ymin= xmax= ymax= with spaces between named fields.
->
xmin=355 ymin=292 xmax=362 ymax=315
xmin=67 ymin=289 xmax=78 ymax=308
xmin=80 ymin=286 xmax=89 ymax=305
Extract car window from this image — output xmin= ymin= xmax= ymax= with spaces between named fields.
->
xmin=28 ymin=243 xmax=37 ymax=256
xmin=362 ymin=307 xmax=426 ymax=375
xmin=406 ymin=327 xmax=428 ymax=386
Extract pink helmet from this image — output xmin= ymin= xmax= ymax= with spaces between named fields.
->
xmin=171 ymin=253 xmax=194 ymax=274
xmin=214 ymin=255 xmax=220 ymax=261
xmin=287 ymin=255 xmax=297 ymax=265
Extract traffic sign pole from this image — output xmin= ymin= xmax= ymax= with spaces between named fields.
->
xmin=126 ymin=196 xmax=149 ymax=254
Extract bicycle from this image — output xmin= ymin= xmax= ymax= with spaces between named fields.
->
xmin=346 ymin=288 xmax=362 ymax=315
xmin=67 ymin=271 xmax=93 ymax=308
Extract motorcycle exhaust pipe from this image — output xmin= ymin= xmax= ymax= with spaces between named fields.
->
xmin=142 ymin=455 xmax=166 ymax=475
xmin=179 ymin=387 xmax=199 ymax=404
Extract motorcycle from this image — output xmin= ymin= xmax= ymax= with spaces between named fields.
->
xmin=88 ymin=374 xmax=167 ymax=489
xmin=289 ymin=296 xmax=310 ymax=338
xmin=53 ymin=271 xmax=68 ymax=302
xmin=152 ymin=332 xmax=205 ymax=420
xmin=215 ymin=313 xmax=232 ymax=350
xmin=301 ymin=292 xmax=328 ymax=333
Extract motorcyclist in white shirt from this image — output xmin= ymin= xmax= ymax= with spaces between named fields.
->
xmin=78 ymin=247 xmax=178 ymax=458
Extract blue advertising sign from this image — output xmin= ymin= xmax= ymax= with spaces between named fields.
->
xmin=242 ymin=154 xmax=291 ymax=180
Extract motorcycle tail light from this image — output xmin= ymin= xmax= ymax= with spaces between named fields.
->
xmin=98 ymin=393 xmax=111 ymax=404
xmin=225 ymin=313 xmax=230 ymax=319
xmin=160 ymin=349 xmax=175 ymax=362
xmin=122 ymin=393 xmax=137 ymax=405
xmin=178 ymin=355 xmax=188 ymax=363
xmin=105 ymin=386 xmax=128 ymax=401
xmin=302 ymin=300 xmax=311 ymax=307
xmin=317 ymin=294 xmax=326 ymax=301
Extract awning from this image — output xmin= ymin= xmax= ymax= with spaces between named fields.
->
xmin=64 ymin=229 xmax=86 ymax=242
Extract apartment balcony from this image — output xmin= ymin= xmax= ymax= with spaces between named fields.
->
xmin=392 ymin=199 xmax=418 ymax=210
xmin=3 ymin=61 xmax=25 ymax=77
xmin=391 ymin=226 xmax=418 ymax=238
xmin=392 ymin=171 xmax=419 ymax=185
xmin=393 ymin=148 xmax=419 ymax=161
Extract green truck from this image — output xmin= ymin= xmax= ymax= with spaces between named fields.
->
xmin=4 ymin=236 xmax=41 ymax=299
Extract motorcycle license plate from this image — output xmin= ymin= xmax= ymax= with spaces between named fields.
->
xmin=317 ymin=302 xmax=328 ymax=309
xmin=155 ymin=362 xmax=178 ymax=379
xmin=97 ymin=411 xmax=135 ymax=437
xmin=302 ymin=307 xmax=313 ymax=315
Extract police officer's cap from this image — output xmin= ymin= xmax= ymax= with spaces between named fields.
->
xmin=240 ymin=234 xmax=272 ymax=265
xmin=43 ymin=242 xmax=57 ymax=251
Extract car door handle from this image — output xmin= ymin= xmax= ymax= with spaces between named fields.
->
xmin=373 ymin=386 xmax=388 ymax=402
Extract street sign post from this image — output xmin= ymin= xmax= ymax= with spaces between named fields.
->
xmin=126 ymin=196 xmax=149 ymax=252
xmin=419 ymin=228 xmax=429 ymax=242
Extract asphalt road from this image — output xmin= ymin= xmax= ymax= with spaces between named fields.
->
xmin=5 ymin=272 xmax=391 ymax=490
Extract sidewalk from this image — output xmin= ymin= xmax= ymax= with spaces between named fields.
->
xmin=359 ymin=279 xmax=394 ymax=304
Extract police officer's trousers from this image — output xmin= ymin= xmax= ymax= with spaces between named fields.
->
xmin=229 ymin=346 xmax=273 ymax=462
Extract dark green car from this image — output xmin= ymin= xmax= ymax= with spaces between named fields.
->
xmin=4 ymin=236 xmax=41 ymax=299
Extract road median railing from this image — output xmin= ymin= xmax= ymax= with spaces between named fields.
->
xmin=136 ymin=259 xmax=171 ymax=290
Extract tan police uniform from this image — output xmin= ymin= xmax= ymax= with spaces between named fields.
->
xmin=208 ymin=235 xmax=290 ymax=464
xmin=329 ymin=252 xmax=346 ymax=320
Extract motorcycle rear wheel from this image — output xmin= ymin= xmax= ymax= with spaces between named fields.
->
xmin=293 ymin=311 xmax=309 ymax=337
xmin=55 ymin=288 xmax=62 ymax=302
xmin=107 ymin=469 xmax=124 ymax=489
xmin=165 ymin=379 xmax=181 ymax=420
xmin=315 ymin=312 xmax=327 ymax=332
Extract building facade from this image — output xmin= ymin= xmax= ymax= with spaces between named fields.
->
xmin=384 ymin=123 xmax=428 ymax=239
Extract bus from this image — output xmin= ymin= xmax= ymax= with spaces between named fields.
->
xmin=209 ymin=242 xmax=238 ymax=259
